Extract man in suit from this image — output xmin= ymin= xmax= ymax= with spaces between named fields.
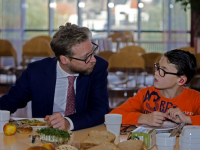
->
xmin=0 ymin=22 xmax=109 ymax=131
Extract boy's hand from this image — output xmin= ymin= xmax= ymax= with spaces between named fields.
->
xmin=167 ymin=108 xmax=192 ymax=124
xmin=138 ymin=111 xmax=168 ymax=126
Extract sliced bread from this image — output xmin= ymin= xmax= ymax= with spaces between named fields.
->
xmin=117 ymin=140 xmax=147 ymax=150
xmin=80 ymin=130 xmax=116 ymax=149
xmin=87 ymin=142 xmax=120 ymax=150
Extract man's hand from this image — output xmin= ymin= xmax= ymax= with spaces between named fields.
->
xmin=44 ymin=112 xmax=70 ymax=131
xmin=138 ymin=111 xmax=168 ymax=126
xmin=167 ymin=108 xmax=192 ymax=124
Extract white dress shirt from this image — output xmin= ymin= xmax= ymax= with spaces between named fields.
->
xmin=53 ymin=61 xmax=79 ymax=130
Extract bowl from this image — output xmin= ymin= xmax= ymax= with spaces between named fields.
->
xmin=179 ymin=135 xmax=200 ymax=143
xmin=181 ymin=126 xmax=200 ymax=139
xmin=180 ymin=145 xmax=200 ymax=150
xmin=179 ymin=140 xmax=200 ymax=148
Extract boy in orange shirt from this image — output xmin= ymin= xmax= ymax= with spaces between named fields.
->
xmin=110 ymin=49 xmax=200 ymax=126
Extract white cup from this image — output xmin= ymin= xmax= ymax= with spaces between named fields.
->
xmin=156 ymin=133 xmax=176 ymax=150
xmin=0 ymin=110 xmax=10 ymax=133
xmin=105 ymin=114 xmax=122 ymax=137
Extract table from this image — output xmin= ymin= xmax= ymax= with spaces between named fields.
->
xmin=0 ymin=124 xmax=180 ymax=150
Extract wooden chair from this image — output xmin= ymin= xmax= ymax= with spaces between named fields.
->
xmin=179 ymin=47 xmax=195 ymax=54
xmin=31 ymin=35 xmax=52 ymax=42
xmin=107 ymin=32 xmax=123 ymax=52
xmin=154 ymin=54 xmax=163 ymax=64
xmin=120 ymin=45 xmax=146 ymax=54
xmin=97 ymin=51 xmax=115 ymax=62
xmin=108 ymin=52 xmax=146 ymax=107
xmin=142 ymin=52 xmax=163 ymax=74
xmin=22 ymin=38 xmax=54 ymax=68
xmin=0 ymin=39 xmax=18 ymax=67
xmin=194 ymin=53 xmax=200 ymax=75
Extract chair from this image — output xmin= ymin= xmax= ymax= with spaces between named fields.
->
xmin=142 ymin=52 xmax=163 ymax=74
xmin=154 ymin=54 xmax=163 ymax=64
xmin=22 ymin=38 xmax=54 ymax=68
xmin=97 ymin=51 xmax=115 ymax=62
xmin=31 ymin=35 xmax=52 ymax=42
xmin=108 ymin=52 xmax=146 ymax=107
xmin=120 ymin=45 xmax=146 ymax=54
xmin=0 ymin=39 xmax=18 ymax=67
xmin=123 ymin=31 xmax=135 ymax=45
xmin=179 ymin=47 xmax=195 ymax=54
xmin=194 ymin=53 xmax=200 ymax=75
xmin=107 ymin=32 xmax=123 ymax=52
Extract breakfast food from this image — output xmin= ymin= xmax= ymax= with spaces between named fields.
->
xmin=56 ymin=144 xmax=78 ymax=150
xmin=117 ymin=139 xmax=147 ymax=150
xmin=87 ymin=142 xmax=120 ymax=150
xmin=22 ymin=119 xmax=46 ymax=126
xmin=36 ymin=127 xmax=72 ymax=145
xmin=17 ymin=124 xmax=33 ymax=133
xmin=27 ymin=146 xmax=49 ymax=150
xmin=80 ymin=130 xmax=116 ymax=150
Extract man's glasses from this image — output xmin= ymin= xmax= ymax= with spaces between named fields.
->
xmin=69 ymin=42 xmax=98 ymax=64
xmin=154 ymin=63 xmax=183 ymax=77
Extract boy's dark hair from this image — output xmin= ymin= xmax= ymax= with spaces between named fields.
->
xmin=164 ymin=49 xmax=197 ymax=84
xmin=50 ymin=22 xmax=91 ymax=61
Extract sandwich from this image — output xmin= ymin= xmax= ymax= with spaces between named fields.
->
xmin=117 ymin=139 xmax=147 ymax=150
xmin=80 ymin=130 xmax=116 ymax=150
xmin=87 ymin=142 xmax=120 ymax=150
xmin=22 ymin=119 xmax=46 ymax=126
xmin=36 ymin=127 xmax=72 ymax=145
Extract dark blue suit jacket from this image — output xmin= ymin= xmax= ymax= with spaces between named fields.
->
xmin=0 ymin=56 xmax=109 ymax=130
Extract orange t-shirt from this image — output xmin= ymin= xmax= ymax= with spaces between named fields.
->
xmin=110 ymin=87 xmax=200 ymax=125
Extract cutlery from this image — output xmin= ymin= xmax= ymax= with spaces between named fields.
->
xmin=169 ymin=122 xmax=185 ymax=137
xmin=29 ymin=135 xmax=40 ymax=143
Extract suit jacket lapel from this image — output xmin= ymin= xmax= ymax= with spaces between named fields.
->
xmin=42 ymin=58 xmax=57 ymax=115
xmin=76 ymin=74 xmax=89 ymax=113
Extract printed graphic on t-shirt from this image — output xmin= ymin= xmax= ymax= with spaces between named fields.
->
xmin=143 ymin=90 xmax=178 ymax=114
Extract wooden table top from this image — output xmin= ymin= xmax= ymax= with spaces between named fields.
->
xmin=0 ymin=124 xmax=180 ymax=150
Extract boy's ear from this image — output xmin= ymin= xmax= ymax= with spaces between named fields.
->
xmin=178 ymin=76 xmax=187 ymax=85
xmin=60 ymin=55 xmax=70 ymax=64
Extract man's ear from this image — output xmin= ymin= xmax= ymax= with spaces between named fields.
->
xmin=178 ymin=76 xmax=187 ymax=85
xmin=59 ymin=55 xmax=70 ymax=65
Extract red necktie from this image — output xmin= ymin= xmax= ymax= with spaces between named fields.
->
xmin=65 ymin=76 xmax=76 ymax=116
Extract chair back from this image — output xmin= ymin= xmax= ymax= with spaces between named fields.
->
xmin=22 ymin=38 xmax=54 ymax=67
xmin=108 ymin=52 xmax=145 ymax=72
xmin=194 ymin=53 xmax=200 ymax=75
xmin=0 ymin=39 xmax=18 ymax=67
xmin=154 ymin=55 xmax=163 ymax=64
xmin=31 ymin=35 xmax=52 ymax=42
xmin=142 ymin=52 xmax=163 ymax=74
xmin=97 ymin=51 xmax=115 ymax=61
xmin=120 ymin=45 xmax=146 ymax=54
xmin=179 ymin=47 xmax=195 ymax=54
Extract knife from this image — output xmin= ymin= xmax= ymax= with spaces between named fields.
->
xmin=169 ymin=122 xmax=185 ymax=137
xmin=32 ymin=135 xmax=36 ymax=143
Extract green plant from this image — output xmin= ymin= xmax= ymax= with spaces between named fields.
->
xmin=175 ymin=0 xmax=200 ymax=14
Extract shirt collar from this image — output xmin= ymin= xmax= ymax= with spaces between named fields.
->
xmin=57 ymin=61 xmax=79 ymax=78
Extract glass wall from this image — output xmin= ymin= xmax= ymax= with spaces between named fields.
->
xmin=0 ymin=0 xmax=191 ymax=65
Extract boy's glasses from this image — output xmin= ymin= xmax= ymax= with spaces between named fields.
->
xmin=154 ymin=63 xmax=183 ymax=77
xmin=68 ymin=42 xmax=98 ymax=64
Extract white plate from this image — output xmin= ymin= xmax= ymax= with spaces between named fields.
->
xmin=11 ymin=117 xmax=48 ymax=129
xmin=136 ymin=121 xmax=178 ymax=131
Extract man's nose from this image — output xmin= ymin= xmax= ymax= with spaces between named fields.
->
xmin=90 ymin=54 xmax=96 ymax=63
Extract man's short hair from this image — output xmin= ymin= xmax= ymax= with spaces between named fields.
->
xmin=50 ymin=22 xmax=91 ymax=61
xmin=164 ymin=49 xmax=197 ymax=84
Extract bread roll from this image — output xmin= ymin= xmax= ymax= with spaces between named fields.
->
xmin=17 ymin=124 xmax=33 ymax=133
xmin=87 ymin=142 xmax=120 ymax=150
xmin=27 ymin=146 xmax=48 ymax=150
xmin=117 ymin=140 xmax=147 ymax=150
xmin=80 ymin=130 xmax=116 ymax=150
